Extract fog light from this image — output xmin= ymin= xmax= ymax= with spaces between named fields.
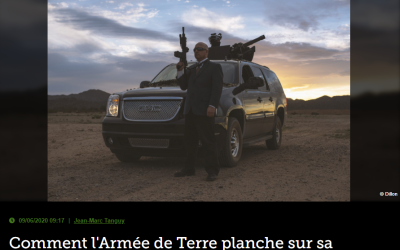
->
xmin=108 ymin=137 xmax=113 ymax=144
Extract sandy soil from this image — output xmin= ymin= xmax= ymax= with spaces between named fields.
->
xmin=48 ymin=111 xmax=350 ymax=201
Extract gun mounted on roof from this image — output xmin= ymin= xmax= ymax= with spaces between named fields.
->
xmin=229 ymin=35 xmax=266 ymax=61
xmin=207 ymin=34 xmax=266 ymax=62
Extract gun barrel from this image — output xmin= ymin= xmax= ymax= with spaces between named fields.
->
xmin=177 ymin=27 xmax=188 ymax=66
xmin=242 ymin=35 xmax=265 ymax=47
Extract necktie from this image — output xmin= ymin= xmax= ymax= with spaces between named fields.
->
xmin=196 ymin=65 xmax=200 ymax=74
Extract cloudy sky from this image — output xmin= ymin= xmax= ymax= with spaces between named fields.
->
xmin=48 ymin=0 xmax=350 ymax=100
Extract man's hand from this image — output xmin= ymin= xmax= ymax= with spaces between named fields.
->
xmin=176 ymin=61 xmax=185 ymax=71
xmin=207 ymin=106 xmax=215 ymax=117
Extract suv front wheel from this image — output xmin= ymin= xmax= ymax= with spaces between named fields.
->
xmin=219 ymin=117 xmax=243 ymax=168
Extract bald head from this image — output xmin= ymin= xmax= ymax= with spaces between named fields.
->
xmin=195 ymin=42 xmax=209 ymax=50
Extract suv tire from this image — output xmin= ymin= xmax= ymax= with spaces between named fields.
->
xmin=219 ymin=117 xmax=243 ymax=168
xmin=114 ymin=153 xmax=141 ymax=162
xmin=266 ymin=116 xmax=282 ymax=150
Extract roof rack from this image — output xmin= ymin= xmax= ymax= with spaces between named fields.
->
xmin=207 ymin=58 xmax=270 ymax=69
xmin=239 ymin=59 xmax=270 ymax=69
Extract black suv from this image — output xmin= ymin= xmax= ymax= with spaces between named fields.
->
xmin=102 ymin=59 xmax=287 ymax=167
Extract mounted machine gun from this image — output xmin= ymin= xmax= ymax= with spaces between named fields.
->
xmin=208 ymin=34 xmax=266 ymax=62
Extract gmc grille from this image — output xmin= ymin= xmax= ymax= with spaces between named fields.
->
xmin=122 ymin=97 xmax=183 ymax=121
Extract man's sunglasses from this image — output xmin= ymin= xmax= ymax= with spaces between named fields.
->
xmin=193 ymin=47 xmax=207 ymax=52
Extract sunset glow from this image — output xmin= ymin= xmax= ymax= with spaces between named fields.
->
xmin=48 ymin=0 xmax=350 ymax=100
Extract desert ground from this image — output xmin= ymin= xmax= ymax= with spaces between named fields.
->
xmin=48 ymin=110 xmax=350 ymax=201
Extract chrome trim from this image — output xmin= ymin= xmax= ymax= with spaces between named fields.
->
xmin=123 ymin=97 xmax=183 ymax=101
xmin=122 ymin=97 xmax=183 ymax=122
xmin=231 ymin=128 xmax=239 ymax=157
xmin=138 ymin=105 xmax=161 ymax=112
xmin=264 ymin=113 xmax=274 ymax=117
xmin=246 ymin=113 xmax=265 ymax=120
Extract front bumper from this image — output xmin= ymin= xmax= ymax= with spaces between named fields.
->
xmin=102 ymin=116 xmax=227 ymax=157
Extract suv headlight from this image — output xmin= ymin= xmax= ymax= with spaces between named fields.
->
xmin=106 ymin=95 xmax=119 ymax=117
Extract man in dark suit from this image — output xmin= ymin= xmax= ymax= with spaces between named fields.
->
xmin=174 ymin=42 xmax=223 ymax=181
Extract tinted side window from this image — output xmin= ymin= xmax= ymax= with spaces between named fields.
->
xmin=261 ymin=68 xmax=281 ymax=93
xmin=242 ymin=64 xmax=254 ymax=83
xmin=215 ymin=62 xmax=238 ymax=85
xmin=250 ymin=65 xmax=269 ymax=91
xmin=260 ymin=68 xmax=274 ymax=92
xmin=274 ymin=73 xmax=284 ymax=93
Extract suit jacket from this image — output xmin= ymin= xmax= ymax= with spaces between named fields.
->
xmin=177 ymin=60 xmax=223 ymax=116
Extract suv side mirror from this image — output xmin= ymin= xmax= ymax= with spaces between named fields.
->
xmin=140 ymin=81 xmax=150 ymax=88
xmin=232 ymin=77 xmax=264 ymax=95
xmin=244 ymin=77 xmax=263 ymax=89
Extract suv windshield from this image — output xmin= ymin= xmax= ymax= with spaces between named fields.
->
xmin=149 ymin=62 xmax=238 ymax=87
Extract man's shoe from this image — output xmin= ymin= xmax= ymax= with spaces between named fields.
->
xmin=206 ymin=173 xmax=217 ymax=181
xmin=174 ymin=169 xmax=195 ymax=177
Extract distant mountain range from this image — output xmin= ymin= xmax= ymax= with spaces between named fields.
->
xmin=48 ymin=89 xmax=110 ymax=112
xmin=287 ymin=95 xmax=349 ymax=110
xmin=48 ymin=89 xmax=350 ymax=112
